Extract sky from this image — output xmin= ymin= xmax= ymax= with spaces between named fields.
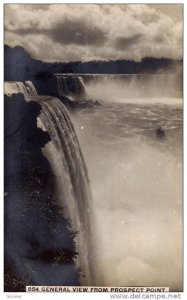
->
xmin=4 ymin=4 xmax=183 ymax=62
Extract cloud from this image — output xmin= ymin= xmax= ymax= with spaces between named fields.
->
xmin=114 ymin=34 xmax=142 ymax=50
xmin=7 ymin=14 xmax=107 ymax=46
xmin=4 ymin=4 xmax=183 ymax=62
xmin=46 ymin=19 xmax=107 ymax=46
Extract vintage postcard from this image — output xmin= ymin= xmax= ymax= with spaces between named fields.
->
xmin=4 ymin=3 xmax=183 ymax=295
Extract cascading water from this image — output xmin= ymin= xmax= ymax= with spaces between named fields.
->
xmin=77 ymin=76 xmax=86 ymax=95
xmin=4 ymin=70 xmax=183 ymax=290
xmin=5 ymin=81 xmax=27 ymax=96
xmin=4 ymin=79 xmax=98 ymax=287
xmin=4 ymin=81 xmax=38 ymax=97
xmin=84 ymin=73 xmax=182 ymax=99
xmin=62 ymin=77 xmax=69 ymax=94
xmin=57 ymin=76 xmax=68 ymax=96
xmin=36 ymin=98 xmax=96 ymax=285
xmin=15 ymin=82 xmax=28 ymax=95
xmin=55 ymin=74 xmax=86 ymax=98
xmin=53 ymin=73 xmax=182 ymax=99
xmin=72 ymin=77 xmax=80 ymax=94
xmin=71 ymin=78 xmax=183 ymax=290
xmin=25 ymin=81 xmax=38 ymax=95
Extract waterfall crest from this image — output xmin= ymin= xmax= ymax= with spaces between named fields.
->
xmin=83 ymin=73 xmax=182 ymax=98
xmin=25 ymin=81 xmax=38 ymax=95
xmin=54 ymin=73 xmax=182 ymax=98
xmin=4 ymin=79 xmax=97 ymax=285
xmin=4 ymin=81 xmax=38 ymax=97
xmin=55 ymin=75 xmax=86 ymax=98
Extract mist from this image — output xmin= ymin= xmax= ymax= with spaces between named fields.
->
xmin=85 ymin=74 xmax=182 ymax=104
xmin=4 ymin=74 xmax=183 ymax=291
xmin=71 ymin=89 xmax=183 ymax=291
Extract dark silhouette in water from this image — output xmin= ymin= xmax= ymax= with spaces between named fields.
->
xmin=156 ymin=126 xmax=165 ymax=139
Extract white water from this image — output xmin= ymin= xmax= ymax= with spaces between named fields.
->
xmin=4 ymin=76 xmax=183 ymax=290
xmin=113 ymin=97 xmax=182 ymax=105
xmin=25 ymin=80 xmax=38 ymax=95
xmin=85 ymin=74 xmax=182 ymax=101
xmin=71 ymin=98 xmax=183 ymax=291
xmin=37 ymin=98 xmax=97 ymax=285
xmin=55 ymin=75 xmax=86 ymax=97
xmin=5 ymin=83 xmax=97 ymax=285
xmin=4 ymin=81 xmax=38 ymax=96
xmin=77 ymin=76 xmax=86 ymax=95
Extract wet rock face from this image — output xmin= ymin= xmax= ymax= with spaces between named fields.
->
xmin=4 ymin=93 xmax=79 ymax=292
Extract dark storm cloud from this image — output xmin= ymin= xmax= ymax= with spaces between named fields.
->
xmin=114 ymin=34 xmax=142 ymax=50
xmin=46 ymin=19 xmax=107 ymax=46
xmin=6 ymin=17 xmax=107 ymax=47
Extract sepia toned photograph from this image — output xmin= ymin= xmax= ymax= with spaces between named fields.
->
xmin=4 ymin=3 xmax=183 ymax=293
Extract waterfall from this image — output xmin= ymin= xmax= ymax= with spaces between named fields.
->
xmin=24 ymin=81 xmax=38 ymax=95
xmin=57 ymin=76 xmax=63 ymax=96
xmin=72 ymin=76 xmax=86 ymax=95
xmin=84 ymin=73 xmax=182 ymax=98
xmin=4 ymin=81 xmax=38 ymax=97
xmin=5 ymin=86 xmax=97 ymax=288
xmin=55 ymin=74 xmax=86 ymax=98
xmin=72 ymin=77 xmax=79 ymax=94
xmin=4 ymin=81 xmax=27 ymax=96
xmin=57 ymin=76 xmax=68 ymax=96
xmin=54 ymin=72 xmax=182 ymax=99
xmin=62 ymin=77 xmax=69 ymax=94
xmin=15 ymin=82 xmax=28 ymax=95
xmin=77 ymin=77 xmax=86 ymax=95
xmin=37 ymin=97 xmax=96 ymax=285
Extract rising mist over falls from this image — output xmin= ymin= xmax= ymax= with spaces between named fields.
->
xmin=4 ymin=71 xmax=183 ymax=291
xmin=71 ymin=101 xmax=182 ymax=289
xmin=84 ymin=73 xmax=182 ymax=102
